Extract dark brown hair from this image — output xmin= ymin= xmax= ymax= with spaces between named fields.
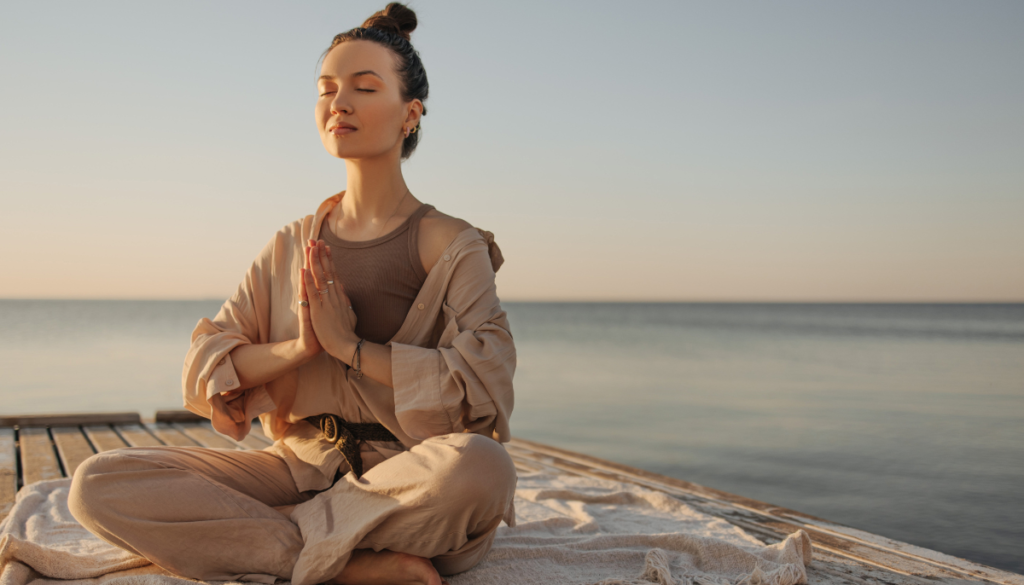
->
xmin=319 ymin=2 xmax=429 ymax=160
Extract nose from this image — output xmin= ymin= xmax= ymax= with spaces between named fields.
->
xmin=331 ymin=92 xmax=352 ymax=116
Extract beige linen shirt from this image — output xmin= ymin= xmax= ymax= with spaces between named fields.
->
xmin=181 ymin=192 xmax=516 ymax=501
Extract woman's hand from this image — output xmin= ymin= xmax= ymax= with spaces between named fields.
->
xmin=302 ymin=239 xmax=360 ymax=363
xmin=296 ymin=244 xmax=325 ymax=360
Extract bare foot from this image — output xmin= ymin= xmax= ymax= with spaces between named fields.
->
xmin=329 ymin=549 xmax=449 ymax=585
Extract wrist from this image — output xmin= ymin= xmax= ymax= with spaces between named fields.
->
xmin=334 ymin=335 xmax=362 ymax=366
xmin=289 ymin=338 xmax=319 ymax=365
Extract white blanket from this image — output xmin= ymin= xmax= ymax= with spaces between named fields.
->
xmin=1 ymin=471 xmax=812 ymax=585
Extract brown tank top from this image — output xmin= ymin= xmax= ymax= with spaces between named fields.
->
xmin=318 ymin=203 xmax=434 ymax=345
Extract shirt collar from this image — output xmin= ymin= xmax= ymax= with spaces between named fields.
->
xmin=310 ymin=192 xmax=503 ymax=274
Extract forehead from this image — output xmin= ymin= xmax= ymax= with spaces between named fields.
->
xmin=319 ymin=40 xmax=397 ymax=82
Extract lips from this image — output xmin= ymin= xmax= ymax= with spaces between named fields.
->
xmin=329 ymin=122 xmax=357 ymax=135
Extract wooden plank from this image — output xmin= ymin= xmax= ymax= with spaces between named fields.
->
xmin=114 ymin=424 xmax=163 ymax=448
xmin=4 ymin=410 xmax=1018 ymax=584
xmin=51 ymin=427 xmax=96 ymax=478
xmin=83 ymin=425 xmax=128 ymax=453
xmin=145 ymin=422 xmax=200 ymax=447
xmin=19 ymin=428 xmax=63 ymax=484
xmin=0 ymin=412 xmax=140 ymax=428
xmin=155 ymin=410 xmax=206 ymax=424
xmin=0 ymin=428 xmax=16 ymax=520
xmin=806 ymin=550 xmax=936 ymax=585
xmin=174 ymin=423 xmax=239 ymax=450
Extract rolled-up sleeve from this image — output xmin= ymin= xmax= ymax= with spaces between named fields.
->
xmin=181 ymin=229 xmax=283 ymax=440
xmin=390 ymin=235 xmax=515 ymax=442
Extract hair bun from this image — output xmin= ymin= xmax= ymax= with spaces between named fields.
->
xmin=362 ymin=2 xmax=417 ymax=42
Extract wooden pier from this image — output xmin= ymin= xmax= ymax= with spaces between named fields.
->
xmin=1 ymin=411 xmax=1021 ymax=585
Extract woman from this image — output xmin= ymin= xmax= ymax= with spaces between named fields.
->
xmin=68 ymin=4 xmax=518 ymax=585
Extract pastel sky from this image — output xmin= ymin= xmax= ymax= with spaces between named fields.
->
xmin=2 ymin=1 xmax=1021 ymax=301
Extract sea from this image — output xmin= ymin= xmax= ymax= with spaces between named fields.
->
xmin=1 ymin=300 xmax=1021 ymax=573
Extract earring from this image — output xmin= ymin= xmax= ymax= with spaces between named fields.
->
xmin=403 ymin=126 xmax=410 ymax=138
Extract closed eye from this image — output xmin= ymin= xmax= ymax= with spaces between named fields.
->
xmin=319 ymin=90 xmax=375 ymax=96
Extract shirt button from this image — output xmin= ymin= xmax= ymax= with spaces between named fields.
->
xmin=218 ymin=358 xmax=226 ymax=366
xmin=443 ymin=254 xmax=451 ymax=261
xmin=225 ymin=379 xmax=235 ymax=387
xmin=417 ymin=303 xmax=425 ymax=310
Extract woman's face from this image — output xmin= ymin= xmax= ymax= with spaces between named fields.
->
xmin=315 ymin=40 xmax=419 ymax=161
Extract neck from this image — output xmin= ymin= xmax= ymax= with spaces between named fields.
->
xmin=340 ymin=157 xmax=410 ymax=224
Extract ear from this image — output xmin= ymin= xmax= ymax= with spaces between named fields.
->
xmin=405 ymin=99 xmax=424 ymax=125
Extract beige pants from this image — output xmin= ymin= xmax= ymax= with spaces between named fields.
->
xmin=68 ymin=433 xmax=517 ymax=585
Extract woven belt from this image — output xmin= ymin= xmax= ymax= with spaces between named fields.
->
xmin=304 ymin=413 xmax=398 ymax=479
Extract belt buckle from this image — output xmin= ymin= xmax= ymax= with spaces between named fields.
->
xmin=320 ymin=414 xmax=341 ymax=443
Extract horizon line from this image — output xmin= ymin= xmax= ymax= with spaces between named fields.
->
xmin=1 ymin=297 xmax=1022 ymax=304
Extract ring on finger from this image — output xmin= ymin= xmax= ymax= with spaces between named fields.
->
xmin=317 ymin=289 xmax=328 ymax=296
xmin=327 ymin=280 xmax=335 ymax=285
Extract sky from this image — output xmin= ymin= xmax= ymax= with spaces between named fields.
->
xmin=1 ymin=0 xmax=1022 ymax=302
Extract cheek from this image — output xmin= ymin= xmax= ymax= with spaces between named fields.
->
xmin=362 ymin=101 xmax=400 ymax=127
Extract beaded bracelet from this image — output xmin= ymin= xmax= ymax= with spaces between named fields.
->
xmin=352 ymin=338 xmax=365 ymax=379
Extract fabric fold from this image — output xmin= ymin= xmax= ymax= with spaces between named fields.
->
xmin=2 ymin=470 xmax=813 ymax=585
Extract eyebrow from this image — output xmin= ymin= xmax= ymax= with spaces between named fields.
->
xmin=318 ymin=70 xmax=385 ymax=84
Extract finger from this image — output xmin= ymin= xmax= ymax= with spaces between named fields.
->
xmin=317 ymin=239 xmax=335 ymax=283
xmin=324 ymin=245 xmax=345 ymax=305
xmin=335 ymin=281 xmax=352 ymax=308
xmin=319 ymin=249 xmax=335 ymax=304
xmin=302 ymin=267 xmax=320 ymax=314
xmin=298 ymin=268 xmax=314 ymax=320
xmin=309 ymin=242 xmax=326 ymax=292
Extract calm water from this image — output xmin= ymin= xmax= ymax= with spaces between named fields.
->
xmin=1 ymin=300 xmax=1022 ymax=573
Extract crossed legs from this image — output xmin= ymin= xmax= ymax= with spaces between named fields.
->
xmin=68 ymin=433 xmax=517 ymax=585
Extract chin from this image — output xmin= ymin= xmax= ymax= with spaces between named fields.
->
xmin=322 ymin=141 xmax=350 ymax=159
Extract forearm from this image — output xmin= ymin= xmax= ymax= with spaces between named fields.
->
xmin=230 ymin=339 xmax=316 ymax=391
xmin=337 ymin=338 xmax=393 ymax=388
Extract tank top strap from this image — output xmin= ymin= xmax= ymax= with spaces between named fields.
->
xmin=407 ymin=203 xmax=435 ymax=282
